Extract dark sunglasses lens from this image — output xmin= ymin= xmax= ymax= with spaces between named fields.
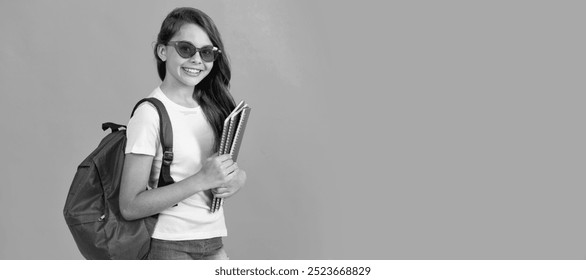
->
xmin=176 ymin=42 xmax=196 ymax=58
xmin=199 ymin=48 xmax=217 ymax=62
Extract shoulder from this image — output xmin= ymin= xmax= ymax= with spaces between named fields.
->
xmin=131 ymin=87 xmax=166 ymax=119
xmin=130 ymin=102 xmax=159 ymax=125
xmin=126 ymin=100 xmax=161 ymax=153
xmin=127 ymin=98 xmax=166 ymax=137
xmin=133 ymin=101 xmax=158 ymax=117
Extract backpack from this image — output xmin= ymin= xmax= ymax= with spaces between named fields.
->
xmin=63 ymin=98 xmax=175 ymax=260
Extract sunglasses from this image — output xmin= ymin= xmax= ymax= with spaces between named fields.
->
xmin=167 ymin=41 xmax=222 ymax=62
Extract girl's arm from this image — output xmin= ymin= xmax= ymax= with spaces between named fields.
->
xmin=119 ymin=153 xmax=238 ymax=220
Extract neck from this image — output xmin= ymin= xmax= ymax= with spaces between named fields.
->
xmin=159 ymin=80 xmax=199 ymax=108
xmin=160 ymin=79 xmax=194 ymax=98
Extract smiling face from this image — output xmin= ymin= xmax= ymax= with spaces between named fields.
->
xmin=158 ymin=23 xmax=214 ymax=89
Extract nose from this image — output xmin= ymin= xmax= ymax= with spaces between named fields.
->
xmin=190 ymin=51 xmax=203 ymax=64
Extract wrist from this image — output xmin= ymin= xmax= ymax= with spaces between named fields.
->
xmin=188 ymin=172 xmax=214 ymax=193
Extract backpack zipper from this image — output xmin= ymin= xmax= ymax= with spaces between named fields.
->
xmin=98 ymin=214 xmax=106 ymax=221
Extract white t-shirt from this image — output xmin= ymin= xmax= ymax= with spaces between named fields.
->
xmin=125 ymin=87 xmax=227 ymax=240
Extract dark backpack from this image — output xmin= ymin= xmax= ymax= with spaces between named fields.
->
xmin=63 ymin=98 xmax=175 ymax=260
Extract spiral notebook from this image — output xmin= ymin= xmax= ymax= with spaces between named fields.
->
xmin=211 ymin=101 xmax=251 ymax=212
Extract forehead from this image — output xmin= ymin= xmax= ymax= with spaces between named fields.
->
xmin=172 ymin=23 xmax=212 ymax=46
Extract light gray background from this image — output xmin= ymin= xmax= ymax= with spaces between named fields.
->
xmin=0 ymin=0 xmax=584 ymax=259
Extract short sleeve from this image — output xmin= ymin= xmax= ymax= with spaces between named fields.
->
xmin=125 ymin=103 xmax=160 ymax=156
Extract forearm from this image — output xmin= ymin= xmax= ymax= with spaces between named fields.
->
xmin=121 ymin=173 xmax=212 ymax=220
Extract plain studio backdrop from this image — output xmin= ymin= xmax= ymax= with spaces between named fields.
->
xmin=0 ymin=0 xmax=584 ymax=259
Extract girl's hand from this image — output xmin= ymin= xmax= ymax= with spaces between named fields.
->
xmin=199 ymin=154 xmax=238 ymax=189
xmin=212 ymin=168 xmax=246 ymax=199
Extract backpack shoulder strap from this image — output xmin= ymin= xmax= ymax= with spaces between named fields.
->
xmin=131 ymin=98 xmax=175 ymax=187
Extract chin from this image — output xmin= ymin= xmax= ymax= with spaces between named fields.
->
xmin=181 ymin=80 xmax=200 ymax=87
xmin=181 ymin=74 xmax=209 ymax=87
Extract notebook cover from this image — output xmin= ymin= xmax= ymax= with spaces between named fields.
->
xmin=223 ymin=106 xmax=245 ymax=154
xmin=229 ymin=107 xmax=251 ymax=162
xmin=219 ymin=100 xmax=245 ymax=155
xmin=213 ymin=106 xmax=252 ymax=212
xmin=212 ymin=101 xmax=248 ymax=212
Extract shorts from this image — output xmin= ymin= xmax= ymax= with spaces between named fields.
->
xmin=147 ymin=237 xmax=229 ymax=260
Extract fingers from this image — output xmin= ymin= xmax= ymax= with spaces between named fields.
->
xmin=218 ymin=157 xmax=237 ymax=174
xmin=216 ymin=155 xmax=238 ymax=173
xmin=210 ymin=154 xmax=236 ymax=169
xmin=217 ymin=154 xmax=233 ymax=162
xmin=203 ymin=154 xmax=241 ymax=188
xmin=220 ymin=169 xmax=237 ymax=187
xmin=215 ymin=157 xmax=238 ymax=184
xmin=221 ymin=159 xmax=236 ymax=169
xmin=213 ymin=192 xmax=231 ymax=199
xmin=211 ymin=168 xmax=244 ymax=198
xmin=213 ymin=186 xmax=234 ymax=198
xmin=208 ymin=154 xmax=233 ymax=165
xmin=211 ymin=186 xmax=232 ymax=199
xmin=213 ymin=187 xmax=229 ymax=194
xmin=227 ymin=162 xmax=239 ymax=175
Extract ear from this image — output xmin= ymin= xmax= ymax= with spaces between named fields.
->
xmin=157 ymin=44 xmax=167 ymax=61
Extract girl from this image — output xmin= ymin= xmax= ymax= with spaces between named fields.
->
xmin=119 ymin=7 xmax=246 ymax=260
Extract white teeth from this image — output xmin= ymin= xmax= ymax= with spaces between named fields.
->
xmin=183 ymin=67 xmax=201 ymax=74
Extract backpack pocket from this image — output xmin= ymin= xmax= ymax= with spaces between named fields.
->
xmin=66 ymin=213 xmax=111 ymax=259
xmin=64 ymin=163 xmax=106 ymax=218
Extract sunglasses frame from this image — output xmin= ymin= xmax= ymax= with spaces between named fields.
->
xmin=167 ymin=41 xmax=222 ymax=62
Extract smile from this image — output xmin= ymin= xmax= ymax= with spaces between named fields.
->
xmin=182 ymin=67 xmax=202 ymax=75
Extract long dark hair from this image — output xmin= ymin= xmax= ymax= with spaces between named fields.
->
xmin=154 ymin=7 xmax=235 ymax=151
